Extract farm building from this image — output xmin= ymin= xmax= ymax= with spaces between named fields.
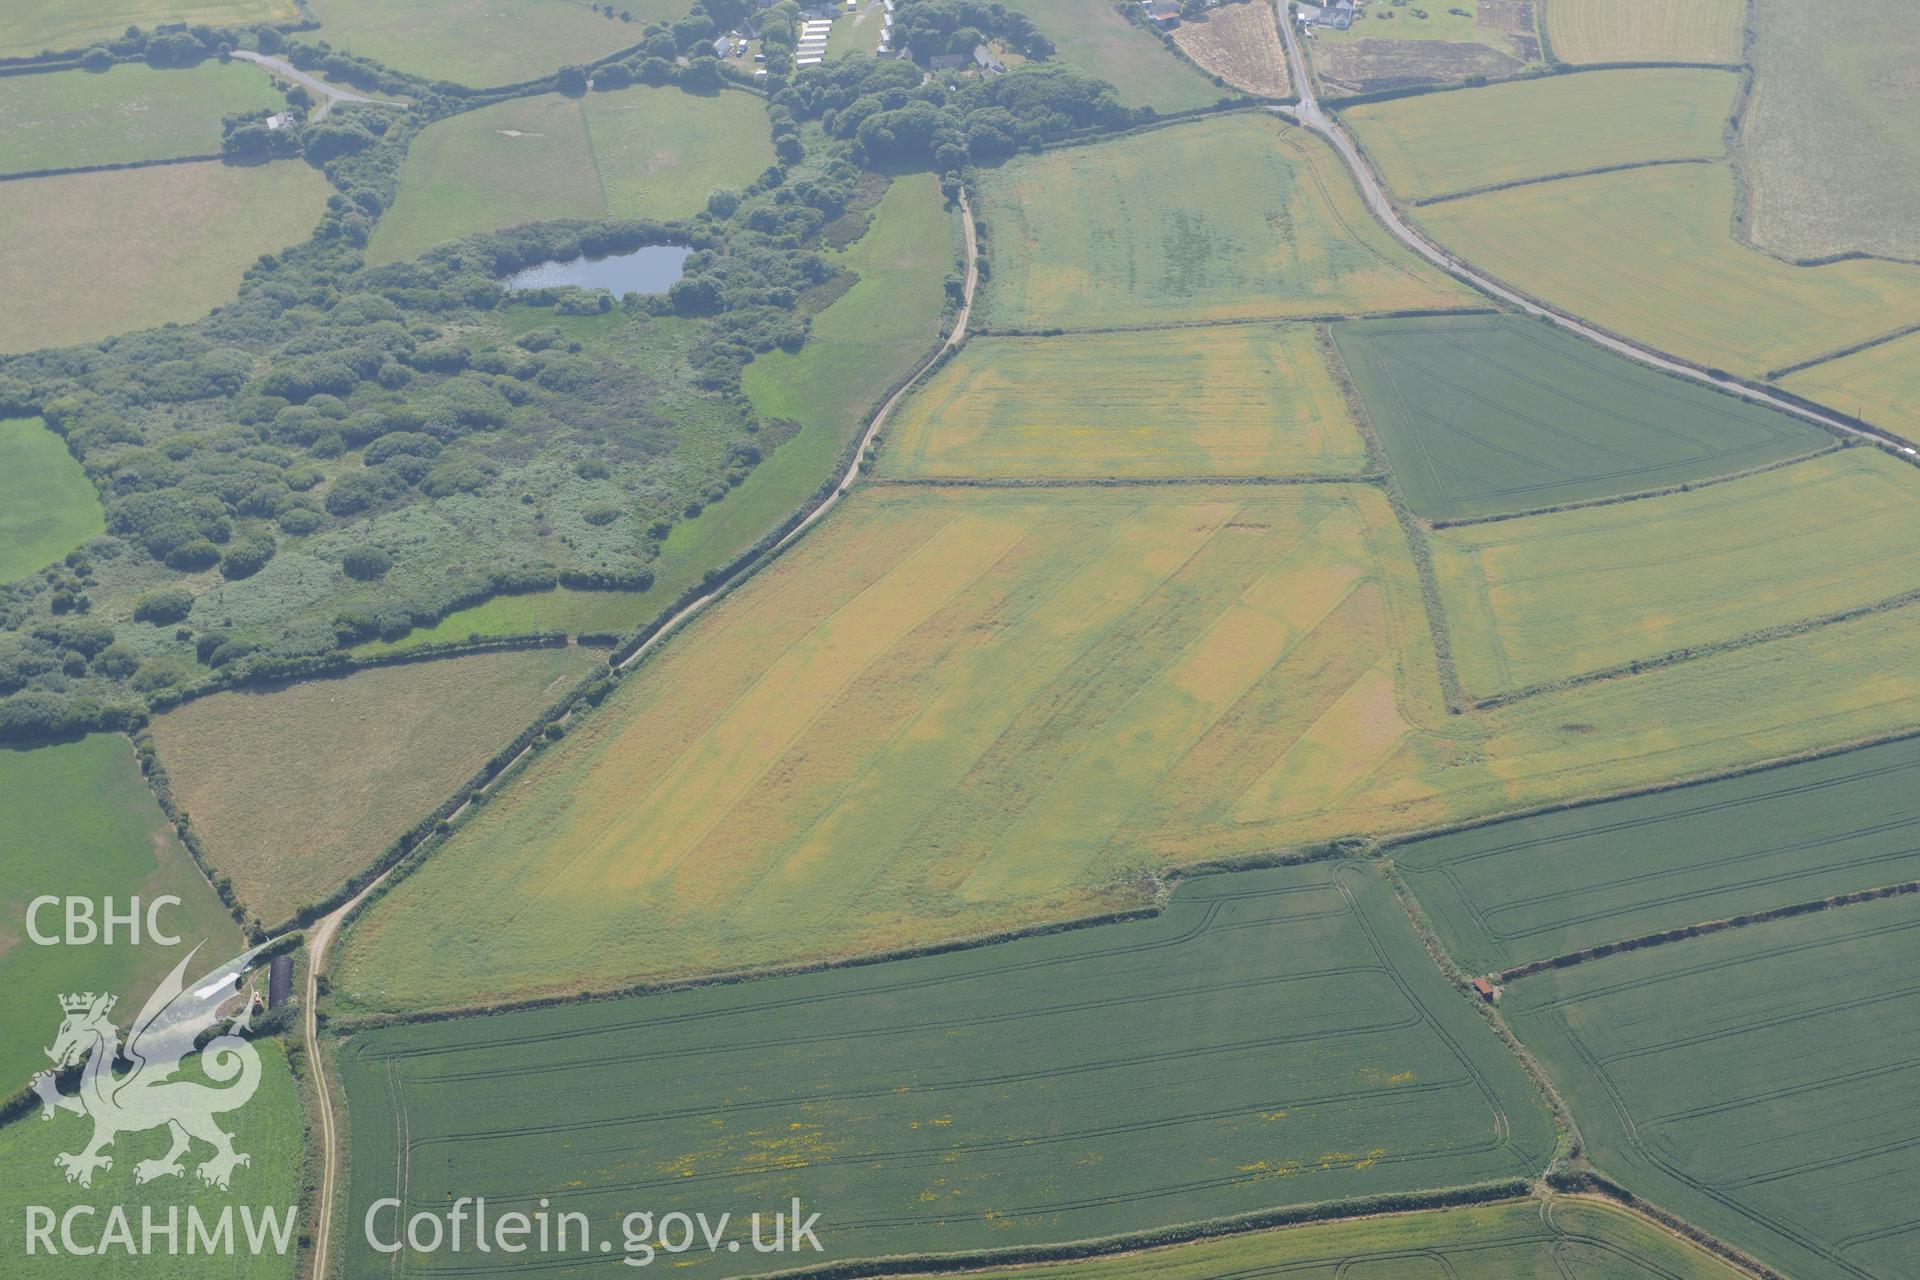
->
xmin=1297 ymin=0 xmax=1357 ymax=29
xmin=1471 ymin=977 xmax=1497 ymax=1002
xmin=1141 ymin=0 xmax=1184 ymax=28
xmin=973 ymin=44 xmax=1007 ymax=74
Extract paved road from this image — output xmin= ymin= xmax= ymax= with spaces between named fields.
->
xmin=1273 ymin=11 xmax=1905 ymax=450
xmin=298 ymin=193 xmax=978 ymax=1279
xmin=232 ymin=50 xmax=406 ymax=119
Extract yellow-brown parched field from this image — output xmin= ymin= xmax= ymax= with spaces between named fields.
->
xmin=1171 ymin=0 xmax=1292 ymax=98
xmin=1544 ymin=0 xmax=1747 ymax=65
xmin=1432 ymin=448 xmax=1920 ymax=697
xmin=879 ymin=325 xmax=1369 ymax=479
xmin=977 ymin=113 xmax=1470 ymax=331
xmin=334 ymin=483 xmax=1470 ymax=1008
xmin=333 ymin=477 xmax=1920 ymax=1012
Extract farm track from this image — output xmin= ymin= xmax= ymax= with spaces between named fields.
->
xmin=300 ymin=193 xmax=977 ymax=1280
xmin=1272 ymin=17 xmax=1909 ymax=452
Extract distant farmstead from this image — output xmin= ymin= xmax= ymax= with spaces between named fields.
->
xmin=1297 ymin=0 xmax=1357 ymax=29
xmin=1141 ymin=0 xmax=1183 ymax=28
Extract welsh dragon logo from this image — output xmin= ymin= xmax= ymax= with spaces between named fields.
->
xmin=30 ymin=945 xmax=264 ymax=1191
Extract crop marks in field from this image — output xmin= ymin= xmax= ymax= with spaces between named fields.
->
xmin=1544 ymin=0 xmax=1745 ymax=65
xmin=0 ymin=736 xmax=243 ymax=1093
xmin=1431 ymin=449 xmax=1920 ymax=696
xmin=1344 ymin=68 xmax=1737 ymax=203
xmin=0 ymin=61 xmax=281 ymax=175
xmin=938 ymin=1197 xmax=1751 ymax=1279
xmin=1413 ymin=163 xmax=1920 ymax=378
xmin=367 ymin=85 xmax=772 ymax=265
xmin=1331 ymin=315 xmax=1828 ymax=521
xmin=304 ymin=0 xmax=683 ymax=87
xmin=976 ymin=113 xmax=1469 ymax=331
xmin=0 ymin=159 xmax=331 ymax=353
xmin=1395 ymin=734 xmax=1920 ymax=976
xmin=1503 ymin=891 xmax=1920 ymax=1280
xmin=331 ymin=483 xmax=1473 ymax=1011
xmin=880 ymin=326 xmax=1368 ymax=480
xmin=147 ymin=646 xmax=600 ymax=926
xmin=341 ymin=863 xmax=1553 ymax=1275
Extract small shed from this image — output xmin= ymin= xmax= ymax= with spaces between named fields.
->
xmin=1471 ymin=977 xmax=1496 ymax=1002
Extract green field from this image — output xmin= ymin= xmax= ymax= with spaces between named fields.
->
xmin=305 ymin=0 xmax=682 ymax=86
xmin=0 ymin=1040 xmax=303 ymax=1277
xmin=340 ymin=863 xmax=1553 ymax=1275
xmin=1503 ymin=891 xmax=1920 ymax=1280
xmin=1331 ymin=315 xmax=1829 ymax=521
xmin=0 ymin=736 xmax=243 ymax=1094
xmin=930 ymin=1198 xmax=1749 ymax=1278
xmin=1345 ymin=69 xmax=1737 ymax=202
xmin=331 ymin=483 xmax=1467 ymax=1010
xmin=0 ymin=417 xmax=103 ymax=584
xmin=977 ymin=113 xmax=1469 ymax=331
xmin=147 ymin=647 xmax=599 ymax=926
xmin=880 ymin=326 xmax=1370 ymax=479
xmin=0 ymin=62 xmax=281 ymax=174
xmin=0 ymin=0 xmax=297 ymax=59
xmin=355 ymin=586 xmax=655 ymax=653
xmin=1397 ymin=734 xmax=1920 ymax=976
xmin=1432 ymin=449 xmax=1920 ymax=695
xmin=368 ymin=85 xmax=772 ymax=264
xmin=1782 ymin=330 xmax=1920 ymax=435
xmin=1543 ymin=0 xmax=1746 ymax=64
xmin=0 ymin=159 xmax=330 ymax=353
xmin=1740 ymin=0 xmax=1920 ymax=261
xmin=1415 ymin=162 xmax=1920 ymax=377
xmin=1008 ymin=0 xmax=1222 ymax=111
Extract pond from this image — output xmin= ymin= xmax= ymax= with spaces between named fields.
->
xmin=498 ymin=244 xmax=691 ymax=294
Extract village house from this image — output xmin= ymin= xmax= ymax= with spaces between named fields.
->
xmin=1141 ymin=0 xmax=1183 ymax=28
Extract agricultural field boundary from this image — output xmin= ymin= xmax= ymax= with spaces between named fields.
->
xmin=1766 ymin=319 xmax=1920 ymax=380
xmin=977 ymin=303 xmax=1494 ymax=338
xmin=868 ymin=473 xmax=1385 ymax=489
xmin=1425 ymin=443 xmax=1841 ymax=530
xmin=1496 ymin=879 xmax=1920 ymax=984
xmin=1414 ymin=155 xmax=1720 ymax=206
xmin=1380 ymin=859 xmax=1584 ymax=1168
xmin=1548 ymin=1175 xmax=1788 ymax=1280
xmin=1375 ymin=721 xmax=1920 ymax=887
xmin=1469 ymin=582 xmax=1920 ymax=710
xmin=1318 ymin=321 xmax=1465 ymax=710
xmin=1272 ymin=16 xmax=1920 ymax=451
xmin=584 ymin=1183 xmax=1533 ymax=1280
xmin=0 ymin=150 xmax=222 ymax=182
